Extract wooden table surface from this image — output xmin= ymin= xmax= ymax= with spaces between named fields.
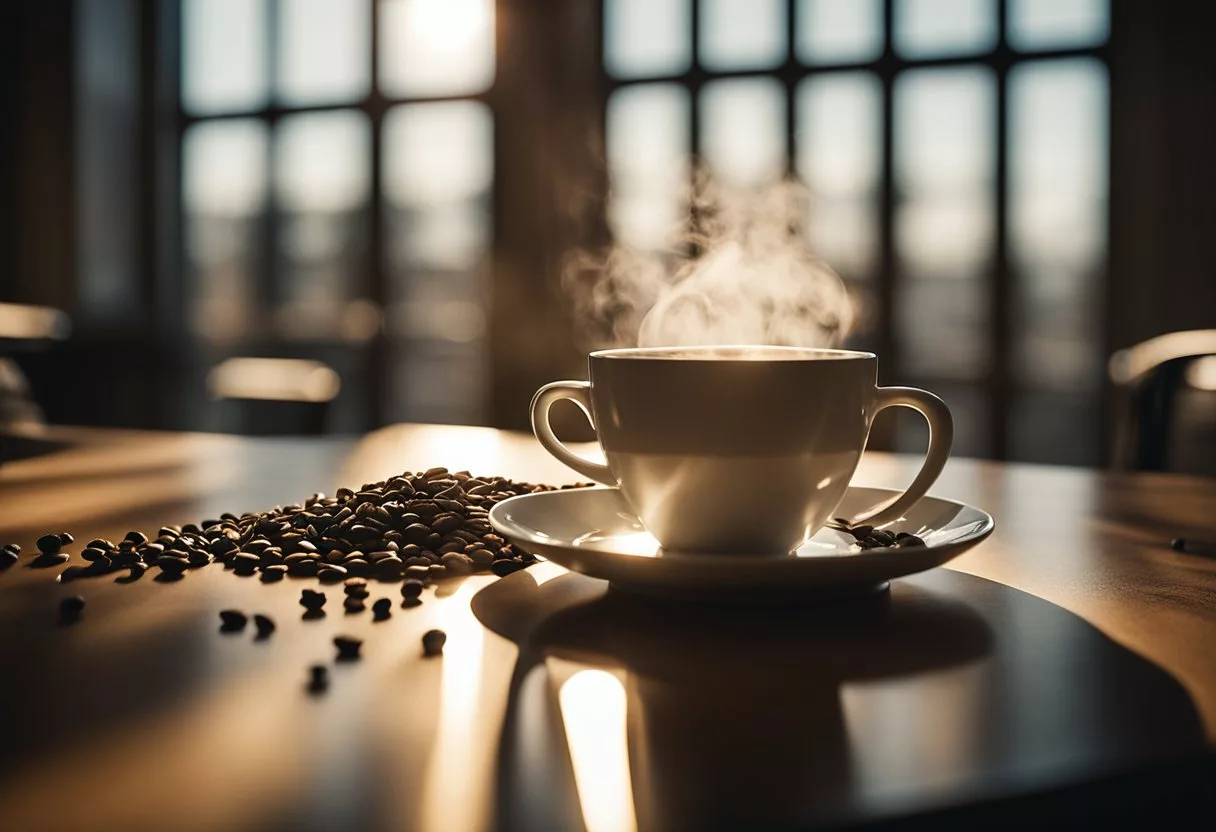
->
xmin=1 ymin=424 xmax=1214 ymax=831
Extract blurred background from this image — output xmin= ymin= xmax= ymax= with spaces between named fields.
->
xmin=1 ymin=0 xmax=1214 ymax=468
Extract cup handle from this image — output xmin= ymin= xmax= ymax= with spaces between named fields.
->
xmin=530 ymin=381 xmax=617 ymax=486
xmin=849 ymin=386 xmax=954 ymax=527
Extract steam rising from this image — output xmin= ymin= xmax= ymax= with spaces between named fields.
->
xmin=564 ymin=173 xmax=856 ymax=350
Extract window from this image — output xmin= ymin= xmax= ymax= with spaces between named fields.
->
xmin=180 ymin=0 xmax=496 ymax=426
xmin=603 ymin=0 xmax=1110 ymax=463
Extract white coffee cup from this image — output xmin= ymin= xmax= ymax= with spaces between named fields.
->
xmin=530 ymin=346 xmax=953 ymax=554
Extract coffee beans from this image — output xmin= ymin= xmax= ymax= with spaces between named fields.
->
xmin=422 ymin=629 xmax=446 ymax=656
xmin=219 ymin=610 xmax=248 ymax=632
xmin=59 ymin=595 xmax=85 ymax=623
xmin=334 ymin=636 xmax=362 ymax=661
xmin=253 ymin=614 xmax=275 ymax=638
xmin=832 ymin=520 xmax=930 ymax=551
xmin=1 ymin=544 xmax=19 ymax=569
xmin=21 ymin=467 xmax=575 ymax=678
xmin=308 ymin=664 xmax=329 ymax=695
xmin=300 ymin=589 xmax=327 ymax=610
xmin=157 ymin=557 xmax=189 ymax=578
xmin=440 ymin=552 xmax=474 ymax=576
xmin=37 ymin=534 xmax=64 ymax=555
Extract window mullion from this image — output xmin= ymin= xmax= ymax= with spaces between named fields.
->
xmin=367 ymin=0 xmax=388 ymax=425
xmin=261 ymin=0 xmax=282 ymax=311
xmin=991 ymin=0 xmax=1012 ymax=458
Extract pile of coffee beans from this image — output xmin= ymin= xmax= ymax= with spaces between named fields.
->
xmin=0 ymin=468 xmax=583 ymax=696
xmin=6 ymin=468 xmax=580 ymax=589
xmin=831 ymin=519 xmax=926 ymax=550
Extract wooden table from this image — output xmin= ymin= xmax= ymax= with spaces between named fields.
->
xmin=1 ymin=424 xmax=1214 ymax=831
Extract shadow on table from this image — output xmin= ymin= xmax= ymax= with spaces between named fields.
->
xmin=474 ymin=567 xmax=1210 ymax=831
xmin=474 ymin=570 xmax=993 ymax=831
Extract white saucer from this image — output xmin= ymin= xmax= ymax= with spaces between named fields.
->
xmin=489 ymin=486 xmax=995 ymax=599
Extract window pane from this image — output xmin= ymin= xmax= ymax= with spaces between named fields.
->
xmin=183 ymin=120 xmax=268 ymax=341
xmin=383 ymin=102 xmax=494 ymax=424
xmin=1009 ymin=390 xmax=1101 ymax=464
xmin=274 ymin=112 xmax=371 ymax=339
xmin=797 ymin=0 xmax=883 ymax=65
xmin=182 ymin=0 xmax=268 ymax=114
xmin=891 ymin=383 xmax=989 ymax=457
xmin=607 ymin=85 xmax=691 ymax=251
xmin=1010 ymin=59 xmax=1107 ymax=391
xmin=278 ymin=0 xmax=370 ymax=104
xmin=701 ymin=78 xmax=786 ymax=189
xmin=1008 ymin=0 xmax=1109 ymax=51
xmin=604 ymin=0 xmax=692 ymax=79
xmin=894 ymin=0 xmax=997 ymax=59
xmin=379 ymin=0 xmax=495 ymax=98
xmin=796 ymin=73 xmax=881 ymax=280
xmin=894 ymin=67 xmax=995 ymax=379
xmin=700 ymin=0 xmax=787 ymax=71
xmin=383 ymin=102 xmax=493 ymax=269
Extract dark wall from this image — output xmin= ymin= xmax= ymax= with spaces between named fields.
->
xmin=1109 ymin=0 xmax=1216 ymax=352
xmin=0 ymin=5 xmax=15 ymax=304
xmin=1 ymin=2 xmax=76 ymax=310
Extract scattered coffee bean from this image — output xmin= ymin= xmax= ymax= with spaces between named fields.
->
xmin=307 ymin=664 xmax=329 ymax=695
xmin=343 ymin=596 xmax=366 ymax=613
xmin=219 ymin=610 xmax=248 ymax=632
xmin=401 ymin=579 xmax=423 ymax=600
xmin=895 ymin=532 xmax=926 ymax=548
xmin=260 ymin=564 xmax=287 ymax=582
xmin=301 ymin=589 xmax=327 ymax=610
xmin=232 ymin=554 xmax=260 ymax=576
xmin=372 ymin=598 xmax=391 ymax=620
xmin=157 ymin=556 xmax=189 ymax=577
xmin=124 ymin=531 xmax=149 ymax=546
xmin=58 ymin=532 xmax=74 ymax=546
xmin=440 ymin=552 xmax=474 ymax=576
xmin=37 ymin=534 xmax=63 ymax=555
xmin=59 ymin=595 xmax=86 ymax=622
xmin=253 ymin=614 xmax=275 ymax=638
xmin=333 ymin=635 xmax=362 ymax=661
xmin=869 ymin=530 xmax=897 ymax=547
xmin=422 ymin=629 xmax=446 ymax=656
xmin=3 ymin=543 xmax=21 ymax=556
xmin=467 ymin=548 xmax=494 ymax=568
xmin=318 ymin=565 xmax=348 ymax=583
xmin=86 ymin=538 xmax=114 ymax=551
